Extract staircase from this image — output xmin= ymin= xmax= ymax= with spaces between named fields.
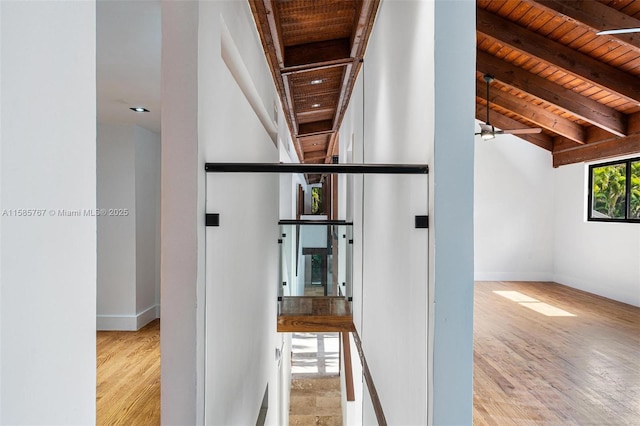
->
xmin=289 ymin=376 xmax=342 ymax=425
xmin=289 ymin=332 xmax=342 ymax=425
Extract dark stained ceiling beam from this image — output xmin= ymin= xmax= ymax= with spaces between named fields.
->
xmin=554 ymin=111 xmax=640 ymax=150
xmin=304 ymin=153 xmax=330 ymax=163
xmin=324 ymin=132 xmax=339 ymax=163
xmin=251 ymin=0 xmax=379 ymax=165
xmin=552 ymin=136 xmax=583 ymax=153
xmin=297 ymin=107 xmax=335 ymax=122
xmin=281 ymin=58 xmax=352 ymax=76
xmin=249 ymin=0 xmax=304 ymax=161
xmin=281 ymin=73 xmax=300 ymax=137
xmin=299 ymin=120 xmax=334 ymax=136
xmin=476 ymin=80 xmax=586 ymax=144
xmin=553 ymin=133 xmax=640 ymax=167
xmin=553 ymin=112 xmax=640 ymax=165
xmin=523 ymin=0 xmax=640 ymax=52
xmin=350 ymin=0 xmax=373 ymax=57
xmin=284 ymin=38 xmax=351 ymax=68
xmin=477 ymin=7 xmax=640 ymax=105
xmin=475 ymin=103 xmax=554 ymax=151
xmin=264 ymin=0 xmax=284 ymax=68
xmin=332 ymin=62 xmax=354 ymax=130
xmin=477 ymin=50 xmax=628 ymax=137
xmin=333 ymin=0 xmax=379 ymax=131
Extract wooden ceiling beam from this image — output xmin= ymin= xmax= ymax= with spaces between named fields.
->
xmin=553 ymin=133 xmax=640 ymax=167
xmin=252 ymin=0 xmax=379 ymax=166
xmin=299 ymin=120 xmax=333 ymax=136
xmin=284 ymin=38 xmax=351 ymax=68
xmin=249 ymin=0 xmax=304 ymax=162
xmin=475 ymin=104 xmax=554 ymax=151
xmin=523 ymin=0 xmax=640 ymax=52
xmin=351 ymin=1 xmax=372 ymax=56
xmin=304 ymin=153 xmax=330 ymax=163
xmin=629 ymin=111 xmax=640 ymax=134
xmin=297 ymin=108 xmax=335 ymax=118
xmin=325 ymin=132 xmax=339 ymax=164
xmin=332 ymin=61 xmax=354 ymax=130
xmin=333 ymin=0 xmax=379 ymax=131
xmin=553 ymin=136 xmax=583 ymax=153
xmin=476 ymin=81 xmax=586 ymax=144
xmin=477 ymin=50 xmax=628 ymax=137
xmin=281 ymin=59 xmax=352 ymax=76
xmin=263 ymin=0 xmax=285 ymax=68
xmin=477 ymin=7 xmax=640 ymax=105
xmin=553 ymin=112 xmax=640 ymax=164
xmin=282 ymin=73 xmax=301 ymax=139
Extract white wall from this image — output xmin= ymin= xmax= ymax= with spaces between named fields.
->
xmin=341 ymin=1 xmax=433 ymax=423
xmin=97 ymin=124 xmax=160 ymax=330
xmin=0 ymin=1 xmax=97 ymax=424
xmin=200 ymin=3 xmax=280 ymax=422
xmin=474 ymin=130 xmax=555 ymax=281
xmin=554 ymin=163 xmax=640 ymax=306
xmin=473 ymin=128 xmax=640 ymax=307
xmin=134 ymin=126 xmax=161 ymax=324
xmin=97 ymin=124 xmax=137 ymax=328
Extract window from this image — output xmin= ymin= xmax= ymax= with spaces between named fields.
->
xmin=588 ymin=157 xmax=640 ymax=222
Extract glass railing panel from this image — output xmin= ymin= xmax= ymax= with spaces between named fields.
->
xmin=278 ymin=220 xmax=353 ymax=312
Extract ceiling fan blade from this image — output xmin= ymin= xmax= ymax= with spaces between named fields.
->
xmin=597 ymin=27 xmax=640 ymax=35
xmin=498 ymin=127 xmax=542 ymax=135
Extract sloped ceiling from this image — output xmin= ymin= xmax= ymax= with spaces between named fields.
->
xmin=476 ymin=0 xmax=640 ymax=167
xmin=251 ymin=0 xmax=640 ymax=171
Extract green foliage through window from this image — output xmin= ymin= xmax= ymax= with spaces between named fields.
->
xmin=589 ymin=158 xmax=640 ymax=222
xmin=311 ymin=187 xmax=323 ymax=214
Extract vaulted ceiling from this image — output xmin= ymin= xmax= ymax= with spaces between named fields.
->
xmin=478 ymin=0 xmax=640 ymax=167
xmin=251 ymin=0 xmax=640 ymax=173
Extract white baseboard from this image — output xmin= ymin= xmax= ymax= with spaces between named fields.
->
xmin=97 ymin=304 xmax=160 ymax=331
xmin=97 ymin=315 xmax=137 ymax=331
xmin=136 ymin=304 xmax=159 ymax=329
xmin=474 ymin=272 xmax=553 ymax=282
xmin=553 ymin=273 xmax=640 ymax=307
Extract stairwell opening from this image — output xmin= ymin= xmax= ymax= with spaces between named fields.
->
xmin=289 ymin=332 xmax=342 ymax=425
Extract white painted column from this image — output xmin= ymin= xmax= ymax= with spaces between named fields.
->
xmin=0 ymin=1 xmax=97 ymax=424
xmin=430 ymin=0 xmax=476 ymax=424
xmin=160 ymin=1 xmax=202 ymax=424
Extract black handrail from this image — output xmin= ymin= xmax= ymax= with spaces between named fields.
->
xmin=278 ymin=219 xmax=353 ymax=225
xmin=352 ymin=329 xmax=387 ymax=425
xmin=204 ymin=162 xmax=428 ymax=174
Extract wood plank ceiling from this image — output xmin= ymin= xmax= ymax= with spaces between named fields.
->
xmin=477 ymin=0 xmax=640 ymax=167
xmin=252 ymin=0 xmax=640 ymax=172
xmin=249 ymin=0 xmax=379 ymax=183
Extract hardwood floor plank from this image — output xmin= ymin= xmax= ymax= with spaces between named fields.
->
xmin=474 ymin=281 xmax=640 ymax=425
xmin=97 ymin=319 xmax=160 ymax=426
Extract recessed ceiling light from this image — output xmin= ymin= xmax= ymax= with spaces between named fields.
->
xmin=311 ymin=103 xmax=320 ymax=108
xmin=130 ymin=107 xmax=149 ymax=113
xmin=310 ymin=79 xmax=323 ymax=84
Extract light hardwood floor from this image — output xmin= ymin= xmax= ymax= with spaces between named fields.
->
xmin=474 ymin=281 xmax=640 ymax=425
xmin=97 ymin=319 xmax=160 ymax=426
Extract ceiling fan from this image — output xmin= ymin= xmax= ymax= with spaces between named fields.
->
xmin=596 ymin=28 xmax=640 ymax=35
xmin=476 ymin=74 xmax=542 ymax=140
